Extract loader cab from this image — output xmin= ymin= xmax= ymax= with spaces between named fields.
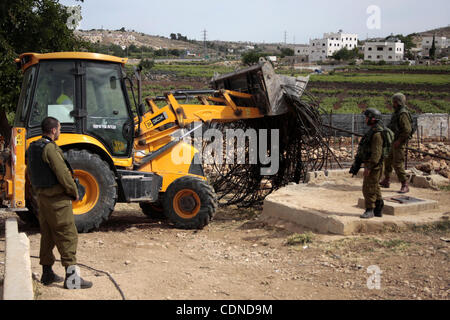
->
xmin=15 ymin=53 xmax=134 ymax=157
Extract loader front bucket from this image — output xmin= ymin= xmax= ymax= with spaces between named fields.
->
xmin=210 ymin=59 xmax=309 ymax=116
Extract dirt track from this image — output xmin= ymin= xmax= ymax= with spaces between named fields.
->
xmin=2 ymin=198 xmax=448 ymax=300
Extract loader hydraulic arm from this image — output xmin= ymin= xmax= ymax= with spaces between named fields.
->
xmin=134 ymin=89 xmax=265 ymax=148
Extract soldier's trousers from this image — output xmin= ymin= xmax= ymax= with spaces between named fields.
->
xmin=384 ymin=144 xmax=407 ymax=183
xmin=37 ymin=196 xmax=78 ymax=267
xmin=363 ymin=165 xmax=383 ymax=209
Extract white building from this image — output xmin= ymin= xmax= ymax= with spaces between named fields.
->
xmin=309 ymin=31 xmax=358 ymax=62
xmin=421 ymin=36 xmax=448 ymax=56
xmin=294 ymin=45 xmax=310 ymax=56
xmin=364 ymin=40 xmax=404 ymax=62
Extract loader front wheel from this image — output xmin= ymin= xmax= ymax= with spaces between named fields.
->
xmin=163 ymin=176 xmax=217 ymax=229
xmin=65 ymin=149 xmax=117 ymax=233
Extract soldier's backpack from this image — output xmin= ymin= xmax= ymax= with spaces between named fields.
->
xmin=381 ymin=126 xmax=394 ymax=159
xmin=400 ymin=108 xmax=417 ymax=140
xmin=407 ymin=112 xmax=418 ymax=140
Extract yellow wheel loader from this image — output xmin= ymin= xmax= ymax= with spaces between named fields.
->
xmin=0 ymin=52 xmax=308 ymax=232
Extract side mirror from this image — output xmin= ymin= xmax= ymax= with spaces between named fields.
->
xmin=138 ymin=103 xmax=146 ymax=116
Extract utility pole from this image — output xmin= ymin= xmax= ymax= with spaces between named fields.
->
xmin=284 ymin=31 xmax=287 ymax=45
xmin=202 ymin=29 xmax=208 ymax=59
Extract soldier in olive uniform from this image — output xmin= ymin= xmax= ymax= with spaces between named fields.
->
xmin=350 ymin=108 xmax=385 ymax=219
xmin=379 ymin=93 xmax=412 ymax=194
xmin=27 ymin=117 xmax=92 ymax=289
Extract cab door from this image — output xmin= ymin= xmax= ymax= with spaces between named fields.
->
xmin=26 ymin=60 xmax=78 ymax=137
xmin=83 ymin=62 xmax=134 ymax=157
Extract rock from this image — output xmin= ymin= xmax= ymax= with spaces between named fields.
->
xmin=124 ymin=260 xmax=131 ymax=265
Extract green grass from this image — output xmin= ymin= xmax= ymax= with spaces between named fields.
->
xmin=409 ymin=99 xmax=444 ymax=113
xmin=319 ymin=97 xmax=339 ymax=113
xmin=432 ymin=100 xmax=450 ymax=113
xmin=337 ymin=65 xmax=450 ymax=72
xmin=310 ymin=73 xmax=450 ymax=85
xmin=286 ymin=232 xmax=314 ymax=246
xmin=371 ymin=238 xmax=411 ymax=251
xmin=338 ymin=97 xmax=362 ymax=114
xmin=411 ymin=220 xmax=450 ymax=234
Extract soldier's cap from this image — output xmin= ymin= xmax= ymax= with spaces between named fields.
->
xmin=392 ymin=92 xmax=406 ymax=106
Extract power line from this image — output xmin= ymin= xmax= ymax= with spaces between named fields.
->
xmin=202 ymin=29 xmax=208 ymax=58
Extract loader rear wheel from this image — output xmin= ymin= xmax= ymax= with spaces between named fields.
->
xmin=163 ymin=176 xmax=217 ymax=229
xmin=65 ymin=149 xmax=117 ymax=233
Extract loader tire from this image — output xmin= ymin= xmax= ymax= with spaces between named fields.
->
xmin=163 ymin=176 xmax=217 ymax=229
xmin=65 ymin=149 xmax=117 ymax=233
xmin=139 ymin=201 xmax=166 ymax=219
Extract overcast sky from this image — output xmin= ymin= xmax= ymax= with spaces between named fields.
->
xmin=59 ymin=0 xmax=450 ymax=43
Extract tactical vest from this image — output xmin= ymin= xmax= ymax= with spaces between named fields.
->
xmin=357 ymin=125 xmax=383 ymax=162
xmin=388 ymin=107 xmax=411 ymax=138
xmin=27 ymin=138 xmax=59 ymax=188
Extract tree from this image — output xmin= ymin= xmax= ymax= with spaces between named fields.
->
xmin=139 ymin=59 xmax=154 ymax=70
xmin=170 ymin=33 xmax=177 ymax=40
xmin=429 ymin=34 xmax=436 ymax=60
xmin=280 ymin=48 xmax=294 ymax=58
xmin=241 ymin=50 xmax=269 ymax=66
xmin=0 ymin=0 xmax=86 ymax=139
xmin=332 ymin=47 xmax=360 ymax=61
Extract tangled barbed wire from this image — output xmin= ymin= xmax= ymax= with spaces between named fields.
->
xmin=202 ymin=88 xmax=338 ymax=208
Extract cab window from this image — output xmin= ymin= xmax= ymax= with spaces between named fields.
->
xmin=28 ymin=61 xmax=76 ymax=127
xmin=14 ymin=66 xmax=36 ymax=127
xmin=85 ymin=62 xmax=131 ymax=156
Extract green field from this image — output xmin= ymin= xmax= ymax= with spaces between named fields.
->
xmin=309 ymin=73 xmax=450 ymax=85
xmin=335 ymin=65 xmax=450 ymax=72
xmin=151 ymin=63 xmax=235 ymax=78
xmin=129 ymin=61 xmax=450 ymax=115
xmin=310 ymin=88 xmax=449 ymax=114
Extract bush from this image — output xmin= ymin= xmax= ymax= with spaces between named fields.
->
xmin=139 ymin=59 xmax=155 ymax=70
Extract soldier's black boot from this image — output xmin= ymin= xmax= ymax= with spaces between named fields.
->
xmin=41 ymin=265 xmax=64 ymax=286
xmin=374 ymin=199 xmax=384 ymax=218
xmin=360 ymin=209 xmax=375 ymax=219
xmin=64 ymin=265 xmax=93 ymax=289
xmin=379 ymin=177 xmax=390 ymax=188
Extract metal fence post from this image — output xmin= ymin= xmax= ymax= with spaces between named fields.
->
xmin=351 ymin=113 xmax=355 ymax=158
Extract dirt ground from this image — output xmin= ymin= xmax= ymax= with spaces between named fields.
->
xmin=1 ymin=195 xmax=449 ymax=300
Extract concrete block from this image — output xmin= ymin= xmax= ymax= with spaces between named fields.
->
xmin=324 ymin=169 xmax=348 ymax=178
xmin=412 ymin=175 xmax=433 ymax=188
xmin=357 ymin=197 xmax=438 ymax=216
xmin=3 ymin=217 xmax=34 ymax=300
xmin=261 ymin=180 xmax=445 ymax=236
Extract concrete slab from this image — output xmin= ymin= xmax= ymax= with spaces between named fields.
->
xmin=3 ymin=217 xmax=34 ymax=300
xmin=261 ymin=175 xmax=449 ymax=236
xmin=357 ymin=196 xmax=439 ymax=216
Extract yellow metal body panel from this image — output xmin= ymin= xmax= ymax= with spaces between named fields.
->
xmin=26 ymin=134 xmax=133 ymax=168
xmin=11 ymin=128 xmax=27 ymax=208
xmin=16 ymin=52 xmax=128 ymax=72
xmin=135 ymin=141 xmax=206 ymax=191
